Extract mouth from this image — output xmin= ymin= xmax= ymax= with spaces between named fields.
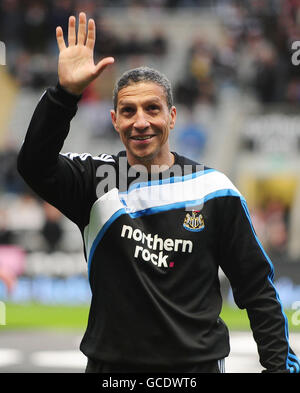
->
xmin=129 ymin=135 xmax=156 ymax=144
xmin=130 ymin=135 xmax=156 ymax=141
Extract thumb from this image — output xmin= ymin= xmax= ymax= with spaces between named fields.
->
xmin=94 ymin=57 xmax=115 ymax=77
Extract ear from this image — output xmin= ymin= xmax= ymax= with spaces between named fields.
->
xmin=169 ymin=106 xmax=177 ymax=130
xmin=110 ymin=110 xmax=119 ymax=133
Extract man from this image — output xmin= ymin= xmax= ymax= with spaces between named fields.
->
xmin=18 ymin=12 xmax=299 ymax=373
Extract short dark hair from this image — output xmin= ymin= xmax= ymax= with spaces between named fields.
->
xmin=113 ymin=66 xmax=173 ymax=111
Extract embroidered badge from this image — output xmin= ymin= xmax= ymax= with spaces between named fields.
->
xmin=183 ymin=210 xmax=205 ymax=232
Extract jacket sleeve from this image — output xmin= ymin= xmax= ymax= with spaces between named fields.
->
xmin=218 ymin=195 xmax=300 ymax=373
xmin=17 ymin=83 xmax=96 ymax=229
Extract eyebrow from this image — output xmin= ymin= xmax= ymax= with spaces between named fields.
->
xmin=118 ymin=97 xmax=162 ymax=107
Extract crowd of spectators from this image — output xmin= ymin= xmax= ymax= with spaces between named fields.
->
xmin=175 ymin=0 xmax=300 ymax=108
xmin=251 ymin=198 xmax=290 ymax=263
xmin=0 ymin=0 xmax=168 ymax=89
xmin=1 ymin=0 xmax=300 ymax=104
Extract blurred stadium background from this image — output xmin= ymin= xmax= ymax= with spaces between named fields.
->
xmin=0 ymin=0 xmax=300 ymax=372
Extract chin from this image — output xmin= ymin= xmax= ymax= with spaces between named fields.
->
xmin=134 ymin=154 xmax=155 ymax=164
xmin=131 ymin=150 xmax=158 ymax=164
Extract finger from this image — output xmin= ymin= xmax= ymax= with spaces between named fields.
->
xmin=86 ymin=18 xmax=96 ymax=50
xmin=56 ymin=26 xmax=66 ymax=51
xmin=94 ymin=57 xmax=115 ymax=76
xmin=68 ymin=15 xmax=76 ymax=46
xmin=77 ymin=12 xmax=87 ymax=45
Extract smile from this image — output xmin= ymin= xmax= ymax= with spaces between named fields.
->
xmin=130 ymin=135 xmax=155 ymax=141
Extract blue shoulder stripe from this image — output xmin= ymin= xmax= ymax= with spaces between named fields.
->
xmin=119 ymin=168 xmax=216 ymax=195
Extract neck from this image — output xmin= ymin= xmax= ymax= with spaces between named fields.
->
xmin=127 ymin=151 xmax=175 ymax=173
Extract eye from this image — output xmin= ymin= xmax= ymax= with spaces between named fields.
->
xmin=147 ymin=104 xmax=160 ymax=112
xmin=121 ymin=107 xmax=134 ymax=115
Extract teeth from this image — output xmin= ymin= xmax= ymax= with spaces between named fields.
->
xmin=132 ymin=136 xmax=152 ymax=140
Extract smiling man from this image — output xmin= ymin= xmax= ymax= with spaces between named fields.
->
xmin=111 ymin=77 xmax=176 ymax=170
xmin=17 ymin=12 xmax=300 ymax=373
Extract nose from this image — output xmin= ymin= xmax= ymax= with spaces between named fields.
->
xmin=133 ymin=109 xmax=150 ymax=130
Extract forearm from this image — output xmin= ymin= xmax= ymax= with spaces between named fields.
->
xmin=246 ymin=299 xmax=293 ymax=372
xmin=17 ymin=83 xmax=81 ymax=180
xmin=17 ymin=84 xmax=95 ymax=226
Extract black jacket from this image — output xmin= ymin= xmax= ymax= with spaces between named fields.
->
xmin=17 ymin=84 xmax=300 ymax=372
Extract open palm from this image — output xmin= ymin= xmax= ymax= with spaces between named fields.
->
xmin=56 ymin=12 xmax=114 ymax=95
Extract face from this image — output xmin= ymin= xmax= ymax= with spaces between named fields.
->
xmin=110 ymin=81 xmax=176 ymax=168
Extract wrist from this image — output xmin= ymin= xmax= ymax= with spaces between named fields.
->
xmin=52 ymin=81 xmax=83 ymax=107
xmin=58 ymin=82 xmax=84 ymax=97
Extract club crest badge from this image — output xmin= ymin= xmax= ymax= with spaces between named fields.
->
xmin=183 ymin=210 xmax=205 ymax=232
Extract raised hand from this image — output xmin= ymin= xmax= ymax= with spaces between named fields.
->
xmin=56 ymin=12 xmax=114 ymax=95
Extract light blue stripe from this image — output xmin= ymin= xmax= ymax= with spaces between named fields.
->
xmin=288 ymin=360 xmax=300 ymax=374
xmin=289 ymin=353 xmax=300 ymax=361
xmin=119 ymin=168 xmax=216 ymax=195
xmin=287 ymin=359 xmax=299 ymax=373
xmin=240 ymin=199 xmax=300 ymax=373
xmin=288 ymin=354 xmax=300 ymax=373
xmin=87 ymin=188 xmax=241 ymax=277
xmin=241 ymin=200 xmax=275 ymax=279
xmin=128 ymin=189 xmax=241 ymax=219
